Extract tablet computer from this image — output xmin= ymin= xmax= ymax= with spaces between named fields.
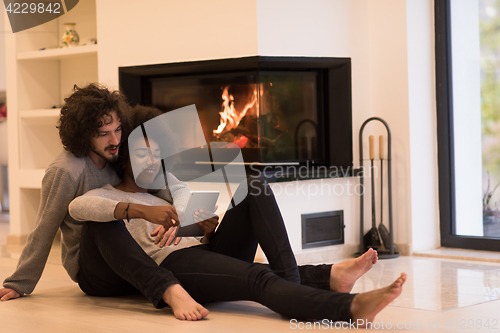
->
xmin=175 ymin=191 xmax=220 ymax=237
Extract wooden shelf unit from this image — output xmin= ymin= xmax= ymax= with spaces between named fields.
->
xmin=6 ymin=0 xmax=98 ymax=236
xmin=17 ymin=44 xmax=98 ymax=61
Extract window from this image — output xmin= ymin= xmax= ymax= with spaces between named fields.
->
xmin=436 ymin=0 xmax=500 ymax=250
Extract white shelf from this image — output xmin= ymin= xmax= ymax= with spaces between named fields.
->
xmin=7 ymin=0 xmax=97 ymax=236
xmin=20 ymin=109 xmax=61 ymax=119
xmin=17 ymin=44 xmax=98 ymax=61
xmin=18 ymin=169 xmax=45 ymax=189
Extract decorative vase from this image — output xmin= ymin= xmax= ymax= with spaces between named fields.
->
xmin=61 ymin=23 xmax=79 ymax=47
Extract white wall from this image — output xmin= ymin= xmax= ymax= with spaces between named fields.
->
xmin=96 ymin=0 xmax=259 ymax=89
xmin=96 ymin=0 xmax=439 ymax=256
xmin=0 ymin=11 xmax=7 ymax=166
xmin=366 ymin=0 xmax=412 ymax=249
xmin=406 ymin=0 xmax=440 ymax=251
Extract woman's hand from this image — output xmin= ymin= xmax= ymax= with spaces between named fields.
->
xmin=194 ymin=208 xmax=219 ymax=243
xmin=144 ymin=205 xmax=179 ymax=229
xmin=151 ymin=225 xmax=182 ymax=247
xmin=114 ymin=203 xmax=179 ymax=230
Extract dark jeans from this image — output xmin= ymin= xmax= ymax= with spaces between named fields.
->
xmin=78 ymin=220 xmax=179 ymax=307
xmin=161 ymin=246 xmax=353 ymax=320
xmin=77 ymin=178 xmax=352 ymax=320
xmin=206 ymin=177 xmax=332 ymax=290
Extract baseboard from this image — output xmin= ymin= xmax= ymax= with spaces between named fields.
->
xmin=395 ymin=243 xmax=412 ymax=256
xmin=6 ymin=234 xmax=28 ymax=246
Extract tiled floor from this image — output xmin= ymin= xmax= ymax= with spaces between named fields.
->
xmin=3 ymin=211 xmax=500 ymax=332
xmin=351 ymin=256 xmax=500 ymax=312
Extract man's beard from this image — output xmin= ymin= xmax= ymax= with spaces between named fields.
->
xmin=93 ymin=144 xmax=120 ymax=163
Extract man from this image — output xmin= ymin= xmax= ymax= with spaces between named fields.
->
xmin=0 ymin=83 xmax=209 ymax=319
xmin=0 ymin=83 xmax=128 ymax=301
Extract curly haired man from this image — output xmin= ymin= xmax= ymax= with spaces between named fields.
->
xmin=0 ymin=83 xmax=213 ymax=319
xmin=0 ymin=83 xmax=129 ymax=300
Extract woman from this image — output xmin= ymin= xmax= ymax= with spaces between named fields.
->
xmin=69 ymin=105 xmax=406 ymax=323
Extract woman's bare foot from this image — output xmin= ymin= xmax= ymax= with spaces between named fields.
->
xmin=350 ymin=273 xmax=407 ymax=328
xmin=329 ymin=248 xmax=378 ymax=293
xmin=163 ymin=284 xmax=209 ymax=321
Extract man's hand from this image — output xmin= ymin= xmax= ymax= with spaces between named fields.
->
xmin=0 ymin=288 xmax=21 ymax=301
xmin=194 ymin=209 xmax=220 ymax=243
xmin=144 ymin=206 xmax=179 ymax=229
xmin=151 ymin=225 xmax=182 ymax=247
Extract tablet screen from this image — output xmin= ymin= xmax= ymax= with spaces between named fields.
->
xmin=180 ymin=191 xmax=220 ymax=227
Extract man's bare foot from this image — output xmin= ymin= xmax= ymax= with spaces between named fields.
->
xmin=329 ymin=248 xmax=378 ymax=293
xmin=163 ymin=284 xmax=209 ymax=321
xmin=350 ymin=273 xmax=407 ymax=328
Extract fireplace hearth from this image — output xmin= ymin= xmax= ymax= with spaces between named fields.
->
xmin=119 ymin=56 xmax=353 ymax=179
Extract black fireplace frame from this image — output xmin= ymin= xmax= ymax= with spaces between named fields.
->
xmin=119 ymin=56 xmax=353 ymax=177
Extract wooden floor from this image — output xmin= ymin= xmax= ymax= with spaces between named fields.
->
xmin=3 ymin=213 xmax=500 ymax=332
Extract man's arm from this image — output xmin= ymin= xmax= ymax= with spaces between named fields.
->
xmin=1 ymin=168 xmax=78 ymax=297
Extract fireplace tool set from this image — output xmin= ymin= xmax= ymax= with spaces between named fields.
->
xmin=358 ymin=117 xmax=398 ymax=259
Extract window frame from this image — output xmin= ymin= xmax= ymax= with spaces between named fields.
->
xmin=436 ymin=0 xmax=500 ymax=250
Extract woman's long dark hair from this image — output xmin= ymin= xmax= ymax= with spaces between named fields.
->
xmin=112 ymin=105 xmax=164 ymax=178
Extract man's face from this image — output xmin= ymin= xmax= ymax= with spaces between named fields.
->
xmin=89 ymin=111 xmax=122 ymax=163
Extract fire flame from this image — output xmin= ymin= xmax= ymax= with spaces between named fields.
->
xmin=213 ymin=86 xmax=258 ymax=136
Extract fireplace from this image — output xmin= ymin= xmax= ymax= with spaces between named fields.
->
xmin=119 ymin=56 xmax=352 ymax=179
